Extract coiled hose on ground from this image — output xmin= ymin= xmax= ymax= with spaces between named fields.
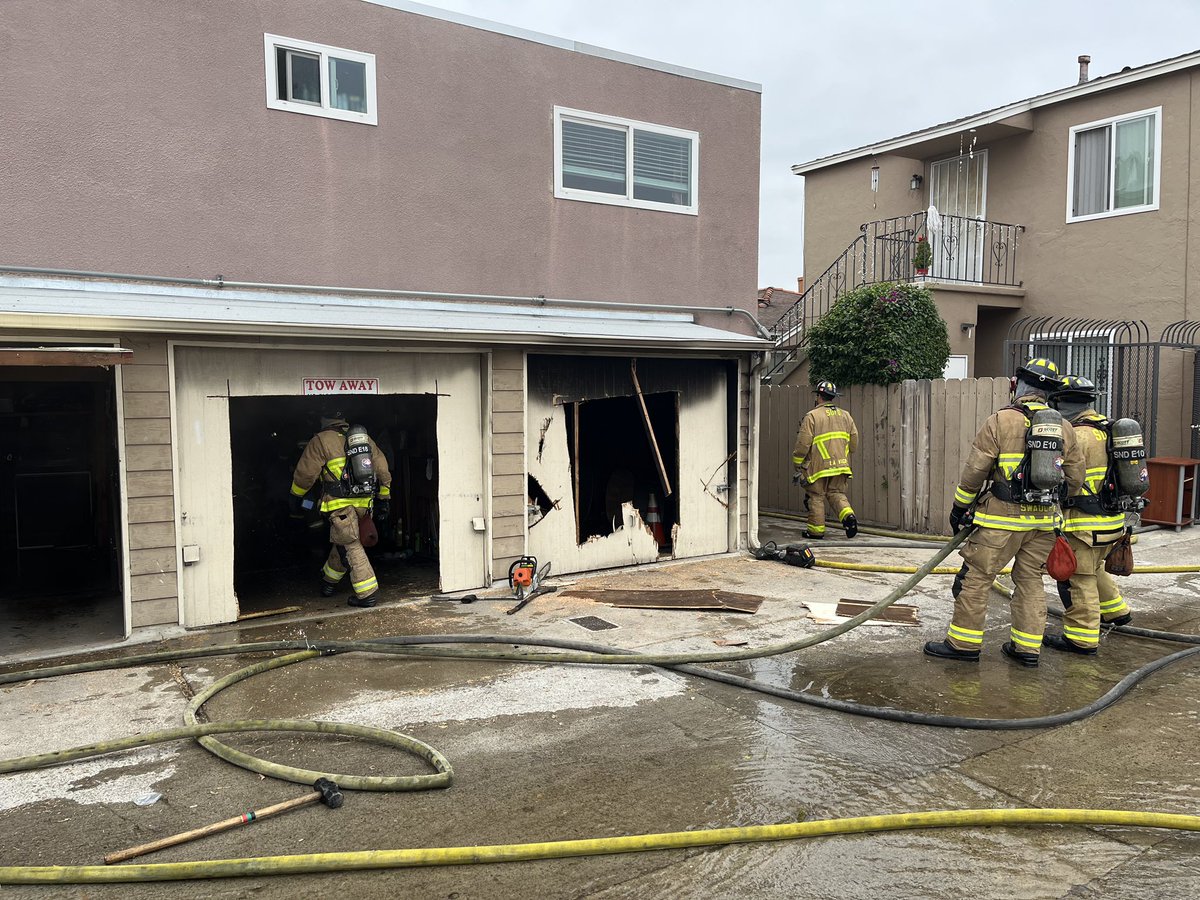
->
xmin=3 ymin=527 xmax=1199 ymax=883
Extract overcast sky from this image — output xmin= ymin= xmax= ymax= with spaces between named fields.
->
xmin=422 ymin=0 xmax=1200 ymax=290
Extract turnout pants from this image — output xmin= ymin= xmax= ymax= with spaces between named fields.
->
xmin=1097 ymin=566 xmax=1131 ymax=622
xmin=805 ymin=474 xmax=854 ymax=536
xmin=1054 ymin=534 xmax=1111 ymax=649
xmin=321 ymin=507 xmax=378 ymax=599
xmin=946 ymin=526 xmax=1055 ymax=655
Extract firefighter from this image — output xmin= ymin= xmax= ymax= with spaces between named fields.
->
xmin=290 ymin=411 xmax=392 ymax=607
xmin=924 ymin=358 xmax=1085 ymax=667
xmin=1047 ymin=375 xmax=1132 ymax=652
xmin=791 ymin=380 xmax=859 ymax=539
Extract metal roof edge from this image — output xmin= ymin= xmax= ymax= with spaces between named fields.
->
xmin=361 ymin=0 xmax=762 ymax=93
xmin=791 ymin=50 xmax=1200 ymax=175
xmin=0 ymin=281 xmax=769 ymax=350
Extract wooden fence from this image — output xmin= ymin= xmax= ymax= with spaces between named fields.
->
xmin=760 ymin=378 xmax=1012 ymax=534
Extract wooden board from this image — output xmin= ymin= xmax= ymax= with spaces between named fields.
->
xmin=834 ymin=599 xmax=920 ymax=626
xmin=562 ymin=588 xmax=763 ymax=614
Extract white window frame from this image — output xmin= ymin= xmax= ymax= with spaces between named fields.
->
xmin=1065 ymin=106 xmax=1161 ymax=223
xmin=263 ymin=34 xmax=377 ymax=126
xmin=553 ymin=107 xmax=699 ymax=215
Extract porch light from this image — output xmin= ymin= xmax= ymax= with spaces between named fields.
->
xmin=910 ymin=173 xmax=924 ymax=191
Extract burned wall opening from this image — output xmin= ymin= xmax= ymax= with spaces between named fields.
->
xmin=564 ymin=392 xmax=679 ymax=547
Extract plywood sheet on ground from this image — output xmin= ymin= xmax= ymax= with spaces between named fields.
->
xmin=562 ymin=589 xmax=763 ymax=614
xmin=804 ymin=600 xmax=920 ymax=626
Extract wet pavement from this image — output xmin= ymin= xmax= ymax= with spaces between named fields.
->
xmin=0 ymin=517 xmax=1197 ymax=898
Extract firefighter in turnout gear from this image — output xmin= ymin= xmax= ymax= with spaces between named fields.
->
xmin=924 ymin=358 xmax=1086 ymax=667
xmin=792 ymin=380 xmax=859 ymax=539
xmin=1046 ymin=375 xmax=1133 ymax=652
xmin=290 ymin=412 xmax=392 ymax=607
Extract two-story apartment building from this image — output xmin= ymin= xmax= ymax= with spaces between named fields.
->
xmin=0 ymin=0 xmax=764 ymax=652
xmin=785 ymin=52 xmax=1200 ymax=457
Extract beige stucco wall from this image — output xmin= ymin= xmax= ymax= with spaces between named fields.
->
xmin=0 ymin=0 xmax=760 ymax=325
xmin=802 ymin=68 xmax=1200 ymax=343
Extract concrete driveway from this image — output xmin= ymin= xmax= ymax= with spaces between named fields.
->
xmin=1 ymin=518 xmax=1197 ymax=899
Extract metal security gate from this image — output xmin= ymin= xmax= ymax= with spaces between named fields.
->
xmin=1005 ymin=317 xmax=1159 ymax=455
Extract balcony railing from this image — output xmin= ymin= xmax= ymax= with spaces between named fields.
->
xmin=764 ymin=211 xmax=1024 ymax=379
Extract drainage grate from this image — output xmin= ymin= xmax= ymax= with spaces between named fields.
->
xmin=568 ymin=615 xmax=619 ymax=632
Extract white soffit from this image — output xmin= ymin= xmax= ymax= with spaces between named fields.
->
xmin=0 ymin=278 xmax=767 ymax=351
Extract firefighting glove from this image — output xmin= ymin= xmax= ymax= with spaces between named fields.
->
xmin=373 ymin=499 xmax=391 ymax=522
xmin=792 ymin=469 xmax=807 ymax=486
xmin=949 ymin=504 xmax=969 ymax=534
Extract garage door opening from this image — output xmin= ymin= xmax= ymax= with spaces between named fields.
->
xmin=228 ymin=395 xmax=440 ymax=614
xmin=0 ymin=369 xmax=122 ymax=657
xmin=564 ymin=392 xmax=679 ymax=549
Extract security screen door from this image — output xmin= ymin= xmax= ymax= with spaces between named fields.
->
xmin=929 ymin=150 xmax=988 ymax=282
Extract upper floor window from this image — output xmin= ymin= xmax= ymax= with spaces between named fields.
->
xmin=263 ymin=34 xmax=377 ymax=125
xmin=1067 ymin=107 xmax=1160 ymax=222
xmin=553 ymin=108 xmax=698 ymax=215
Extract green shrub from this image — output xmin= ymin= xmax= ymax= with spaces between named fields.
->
xmin=807 ymin=282 xmax=950 ymax=386
xmin=912 ymin=236 xmax=933 ymax=269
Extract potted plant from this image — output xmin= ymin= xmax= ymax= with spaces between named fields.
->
xmin=912 ymin=235 xmax=933 ymax=277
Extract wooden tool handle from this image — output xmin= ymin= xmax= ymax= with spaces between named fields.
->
xmin=104 ymin=792 xmax=320 ymax=864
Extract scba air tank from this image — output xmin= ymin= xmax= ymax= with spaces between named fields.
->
xmin=1024 ymin=407 xmax=1066 ymax=500
xmin=1109 ymin=418 xmax=1149 ymax=500
xmin=345 ymin=425 xmax=377 ymax=495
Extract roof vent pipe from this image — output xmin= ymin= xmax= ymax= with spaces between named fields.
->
xmin=1078 ymin=55 xmax=1091 ymax=84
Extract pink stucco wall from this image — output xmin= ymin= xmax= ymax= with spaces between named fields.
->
xmin=0 ymin=0 xmax=760 ymax=316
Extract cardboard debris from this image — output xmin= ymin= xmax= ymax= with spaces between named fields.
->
xmin=562 ymin=589 xmax=763 ymax=614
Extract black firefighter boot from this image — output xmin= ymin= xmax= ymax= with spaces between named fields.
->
xmin=320 ymin=580 xmax=338 ymax=598
xmin=1043 ymin=633 xmax=1097 ymax=655
xmin=843 ymin=514 xmax=859 ymax=538
xmin=923 ymin=640 xmax=980 ymax=662
xmin=1001 ymin=641 xmax=1040 ymax=667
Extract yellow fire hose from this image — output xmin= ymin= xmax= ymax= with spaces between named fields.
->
xmin=2 ymin=808 xmax=1198 ymax=883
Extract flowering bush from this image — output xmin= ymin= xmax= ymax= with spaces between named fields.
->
xmin=807 ymin=282 xmax=950 ymax=386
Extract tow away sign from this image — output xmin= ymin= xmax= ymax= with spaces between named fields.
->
xmin=302 ymin=377 xmax=379 ymax=395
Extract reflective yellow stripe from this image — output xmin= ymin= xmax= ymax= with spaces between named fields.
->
xmin=1010 ymin=627 xmax=1043 ymax=649
xmin=838 ymin=507 xmax=855 ymax=521
xmin=973 ymin=513 xmax=1057 ymax=531
xmin=325 ymin=457 xmax=347 ymax=478
xmin=1099 ymin=596 xmax=1129 ymax=612
xmin=949 ymin=624 xmax=984 ymax=636
xmin=290 ymin=482 xmax=309 ymax=497
xmin=811 ymin=431 xmax=850 ymax=460
xmin=320 ymin=497 xmax=373 ymax=513
xmin=998 ymin=453 xmax=1025 ymax=479
xmin=954 ymin=487 xmax=977 ymax=505
xmin=810 ymin=467 xmax=852 ymax=480
xmin=1063 ymin=626 xmax=1100 ymax=638
xmin=352 ymin=577 xmax=378 ymax=596
xmin=807 ymin=524 xmax=826 ymax=534
xmin=322 ymin=563 xmax=345 ymax=581
xmin=792 ymin=455 xmax=806 ymax=466
xmin=1062 ymin=516 xmax=1125 ymax=531
xmin=377 ymin=485 xmax=391 ymax=498
xmin=948 ymin=625 xmax=984 ymax=644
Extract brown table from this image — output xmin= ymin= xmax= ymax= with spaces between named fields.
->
xmin=1142 ymin=457 xmax=1200 ymax=531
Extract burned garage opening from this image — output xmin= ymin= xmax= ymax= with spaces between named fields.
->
xmin=0 ymin=367 xmax=121 ymax=655
xmin=228 ymin=394 xmax=440 ymax=613
xmin=528 ymin=354 xmax=733 ymax=575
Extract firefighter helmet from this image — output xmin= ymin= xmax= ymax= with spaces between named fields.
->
xmin=814 ymin=380 xmax=839 ymax=399
xmin=1051 ymin=374 xmax=1098 ymax=404
xmin=1014 ymin=357 xmax=1062 ymax=389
